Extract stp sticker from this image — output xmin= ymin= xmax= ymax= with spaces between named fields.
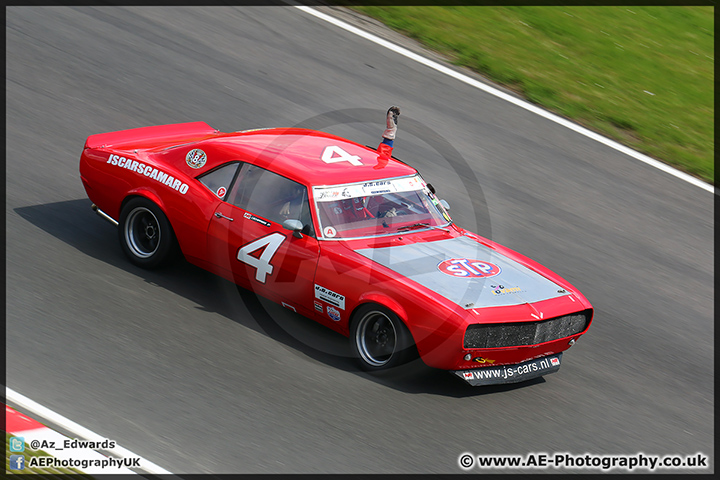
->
xmin=324 ymin=226 xmax=337 ymax=238
xmin=327 ymin=306 xmax=341 ymax=322
xmin=437 ymin=259 xmax=501 ymax=278
xmin=186 ymin=149 xmax=207 ymax=169
xmin=463 ymin=372 xmax=473 ymax=380
xmin=551 ymin=357 xmax=560 ymax=366
xmin=217 ymin=186 xmax=227 ymax=198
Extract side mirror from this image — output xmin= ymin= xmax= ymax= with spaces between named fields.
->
xmin=427 ymin=183 xmax=436 ymax=194
xmin=440 ymin=199 xmax=450 ymax=211
xmin=282 ymin=219 xmax=304 ymax=238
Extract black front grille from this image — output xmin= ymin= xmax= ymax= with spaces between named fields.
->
xmin=464 ymin=309 xmax=592 ymax=349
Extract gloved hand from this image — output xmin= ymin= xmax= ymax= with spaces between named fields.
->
xmin=382 ymin=106 xmax=400 ymax=140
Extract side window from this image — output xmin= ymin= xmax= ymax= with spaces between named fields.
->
xmin=198 ymin=162 xmax=240 ymax=200
xmin=229 ymin=164 xmax=315 ymax=237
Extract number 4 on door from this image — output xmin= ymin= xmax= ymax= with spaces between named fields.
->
xmin=237 ymin=233 xmax=286 ymax=283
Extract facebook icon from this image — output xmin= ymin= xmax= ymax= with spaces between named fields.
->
xmin=10 ymin=454 xmax=26 ymax=470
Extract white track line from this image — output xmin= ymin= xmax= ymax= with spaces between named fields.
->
xmin=6 ymin=387 xmax=173 ymax=475
xmin=295 ymin=6 xmax=713 ymax=194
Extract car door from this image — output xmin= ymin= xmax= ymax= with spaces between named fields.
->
xmin=206 ymin=162 xmax=319 ymax=315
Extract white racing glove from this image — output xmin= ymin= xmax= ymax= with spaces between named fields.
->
xmin=382 ymin=106 xmax=400 ymax=140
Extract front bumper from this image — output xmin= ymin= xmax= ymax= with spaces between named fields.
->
xmin=452 ymin=353 xmax=562 ymax=386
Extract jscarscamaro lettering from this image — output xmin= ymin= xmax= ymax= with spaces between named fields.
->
xmin=107 ymin=154 xmax=188 ymax=194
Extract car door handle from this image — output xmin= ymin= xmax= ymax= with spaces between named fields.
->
xmin=214 ymin=212 xmax=234 ymax=221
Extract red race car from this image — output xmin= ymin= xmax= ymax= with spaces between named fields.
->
xmin=79 ymin=116 xmax=592 ymax=386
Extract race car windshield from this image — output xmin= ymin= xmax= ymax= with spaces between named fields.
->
xmin=313 ymin=175 xmax=452 ymax=239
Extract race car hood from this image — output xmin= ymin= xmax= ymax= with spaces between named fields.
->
xmin=354 ymin=235 xmax=569 ymax=310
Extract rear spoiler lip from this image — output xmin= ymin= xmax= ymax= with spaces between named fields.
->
xmin=84 ymin=121 xmax=218 ymax=150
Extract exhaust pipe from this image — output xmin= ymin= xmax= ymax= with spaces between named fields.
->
xmin=92 ymin=204 xmax=119 ymax=226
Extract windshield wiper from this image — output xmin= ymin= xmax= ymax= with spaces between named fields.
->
xmin=397 ymin=222 xmax=451 ymax=233
xmin=397 ymin=222 xmax=429 ymax=231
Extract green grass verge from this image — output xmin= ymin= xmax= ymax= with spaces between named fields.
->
xmin=350 ymin=5 xmax=714 ymax=183
xmin=6 ymin=433 xmax=88 ymax=476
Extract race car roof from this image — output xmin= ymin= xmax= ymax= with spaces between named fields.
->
xmin=157 ymin=128 xmax=419 ymax=186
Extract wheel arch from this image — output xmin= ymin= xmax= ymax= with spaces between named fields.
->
xmin=121 ymin=188 xmax=167 ymax=216
xmin=351 ymin=292 xmax=414 ymax=341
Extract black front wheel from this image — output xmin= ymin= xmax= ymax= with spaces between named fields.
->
xmin=350 ymin=304 xmax=416 ymax=371
xmin=118 ymin=198 xmax=177 ymax=268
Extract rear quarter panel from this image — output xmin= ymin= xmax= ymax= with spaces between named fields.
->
xmin=79 ymin=146 xmax=220 ymax=264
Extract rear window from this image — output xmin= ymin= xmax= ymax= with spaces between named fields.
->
xmin=198 ymin=162 xmax=240 ymax=200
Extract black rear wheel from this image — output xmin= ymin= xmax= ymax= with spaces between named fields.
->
xmin=119 ymin=197 xmax=177 ymax=268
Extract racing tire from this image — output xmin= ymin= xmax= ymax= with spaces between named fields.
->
xmin=118 ymin=197 xmax=177 ymax=269
xmin=350 ymin=304 xmax=416 ymax=371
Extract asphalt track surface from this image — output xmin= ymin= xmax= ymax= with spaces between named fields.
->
xmin=6 ymin=6 xmax=713 ymax=474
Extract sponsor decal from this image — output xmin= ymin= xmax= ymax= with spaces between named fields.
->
xmin=107 ymin=154 xmax=188 ymax=194
xmin=324 ymin=226 xmax=337 ymax=238
xmin=216 ymin=186 xmax=227 ymax=198
xmin=391 ymin=176 xmax=423 ymax=193
xmin=461 ymin=356 xmax=559 ymax=382
xmin=362 ymin=180 xmax=396 ymax=195
xmin=314 ymin=284 xmax=345 ymax=310
xmin=437 ymin=258 xmax=501 ymax=278
xmin=243 ymin=212 xmax=271 ymax=227
xmin=474 ymin=357 xmax=496 ymax=364
xmin=489 ymin=284 xmax=522 ymax=296
xmin=313 ymin=175 xmax=426 ymax=203
xmin=314 ymin=301 xmax=323 ymax=312
xmin=429 ymin=193 xmax=452 ymax=222
xmin=363 ymin=181 xmax=391 ymax=188
xmin=314 ymin=185 xmax=365 ymax=201
xmin=186 ymin=148 xmax=207 ymax=168
xmin=327 ymin=306 xmax=341 ymax=322
xmin=317 ymin=190 xmax=341 ymax=200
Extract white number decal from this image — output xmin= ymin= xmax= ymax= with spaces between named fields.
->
xmin=321 ymin=145 xmax=363 ymax=166
xmin=237 ymin=233 xmax=286 ymax=283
